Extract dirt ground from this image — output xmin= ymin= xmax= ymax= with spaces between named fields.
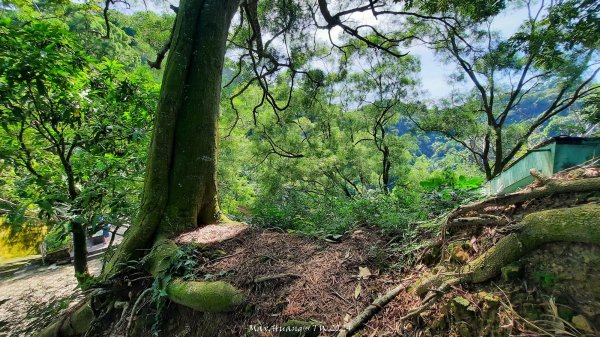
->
xmin=0 ymin=259 xmax=102 ymax=337
xmin=144 ymin=226 xmax=423 ymax=337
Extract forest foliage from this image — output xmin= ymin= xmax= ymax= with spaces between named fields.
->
xmin=0 ymin=0 xmax=598 ymax=249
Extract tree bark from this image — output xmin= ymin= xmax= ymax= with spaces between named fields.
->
xmin=71 ymin=220 xmax=89 ymax=281
xmin=63 ymin=152 xmax=89 ymax=281
xmin=453 ymin=176 xmax=600 ymax=218
xmin=382 ymin=144 xmax=391 ymax=194
xmin=104 ymin=0 xmax=241 ymax=275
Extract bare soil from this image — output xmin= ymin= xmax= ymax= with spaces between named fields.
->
xmin=0 ymin=260 xmax=102 ymax=337
xmin=159 ymin=226 xmax=410 ymax=336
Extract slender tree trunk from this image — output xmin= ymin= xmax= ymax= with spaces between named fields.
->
xmin=104 ymin=0 xmax=240 ymax=275
xmin=492 ymin=126 xmax=504 ymax=177
xmin=382 ymin=145 xmax=391 ymax=194
xmin=71 ymin=220 xmax=88 ymax=280
xmin=62 ymin=155 xmax=89 ymax=280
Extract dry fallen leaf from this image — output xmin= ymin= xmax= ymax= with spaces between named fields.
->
xmin=470 ymin=236 xmax=479 ymax=253
xmin=354 ymin=283 xmax=362 ymax=299
xmin=358 ymin=266 xmax=372 ymax=279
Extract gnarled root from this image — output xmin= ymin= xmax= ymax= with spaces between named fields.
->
xmin=416 ymin=204 xmax=600 ymax=297
xmin=445 ymin=214 xmax=509 ymax=232
xmin=36 ymin=235 xmax=244 ymax=337
xmin=147 ymin=237 xmax=244 ymax=313
xmin=341 ymin=204 xmax=600 ymax=337
xmin=35 ymin=301 xmax=95 ymax=337
xmin=453 ymin=176 xmax=600 ymax=217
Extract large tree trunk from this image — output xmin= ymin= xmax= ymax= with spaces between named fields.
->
xmin=36 ymin=3 xmax=245 ymax=334
xmin=104 ymin=0 xmax=240 ymax=275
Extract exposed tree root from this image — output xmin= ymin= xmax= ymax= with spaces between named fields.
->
xmin=446 ymin=214 xmax=508 ymax=229
xmin=453 ymin=176 xmax=600 ymax=217
xmin=417 ymin=204 xmax=600 ymax=296
xmin=35 ymin=178 xmax=600 ymax=337
xmin=36 ymin=234 xmax=244 ymax=337
xmin=343 ymin=204 xmax=600 ymax=336
xmin=125 ymin=288 xmax=152 ymax=336
xmin=165 ymin=279 xmax=243 ymax=312
xmin=146 ymin=237 xmax=244 ymax=313
xmin=35 ymin=301 xmax=95 ymax=337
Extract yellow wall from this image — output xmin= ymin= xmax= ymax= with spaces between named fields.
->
xmin=0 ymin=218 xmax=47 ymax=262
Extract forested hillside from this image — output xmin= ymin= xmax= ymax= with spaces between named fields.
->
xmin=0 ymin=0 xmax=598 ymax=336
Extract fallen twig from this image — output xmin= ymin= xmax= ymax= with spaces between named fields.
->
xmin=336 ymin=283 xmax=407 ymax=337
xmin=208 ymin=251 xmax=243 ymax=263
xmin=329 ymin=288 xmax=352 ymax=305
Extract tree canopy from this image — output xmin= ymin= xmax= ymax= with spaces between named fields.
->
xmin=0 ymin=1 xmax=598 ymax=336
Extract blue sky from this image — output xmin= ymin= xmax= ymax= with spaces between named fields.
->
xmin=115 ymin=1 xmax=531 ymax=101
xmin=410 ymin=6 xmax=530 ymax=100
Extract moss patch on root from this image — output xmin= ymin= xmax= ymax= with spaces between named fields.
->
xmin=166 ymin=279 xmax=243 ymax=312
xmin=147 ymin=238 xmax=179 ymax=276
xmin=145 ymin=237 xmax=244 ymax=313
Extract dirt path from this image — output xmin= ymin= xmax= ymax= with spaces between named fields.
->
xmin=0 ymin=260 xmax=102 ymax=337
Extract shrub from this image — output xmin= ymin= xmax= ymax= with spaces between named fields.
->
xmin=43 ymin=224 xmax=71 ymax=253
xmin=249 ymin=188 xmax=427 ymax=236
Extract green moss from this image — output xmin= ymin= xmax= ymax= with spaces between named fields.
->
xmin=451 ymin=296 xmax=476 ymax=321
xmin=415 ymin=205 xmax=600 ymax=302
xmin=165 ymin=279 xmax=243 ymax=312
xmin=462 ymin=205 xmax=600 ymax=285
xmin=147 ymin=238 xmax=179 ymax=276
xmin=557 ymin=306 xmax=574 ymax=321
xmin=34 ymin=302 xmax=94 ymax=337
xmin=455 ymin=322 xmax=471 ymax=337
xmin=532 ymin=271 xmax=557 ymax=288
xmin=68 ymin=303 xmax=95 ymax=334
xmin=501 ymin=263 xmax=522 ymax=282
xmin=462 ymin=233 xmax=524 ymax=283
xmin=520 ymin=204 xmax=600 ymax=248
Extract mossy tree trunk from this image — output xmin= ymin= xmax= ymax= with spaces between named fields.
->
xmin=104 ymin=0 xmax=241 ymax=275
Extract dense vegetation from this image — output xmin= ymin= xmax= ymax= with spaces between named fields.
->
xmin=0 ymin=0 xmax=598 ymax=335
xmin=1 ymin=0 xmax=598 ymax=257
xmin=0 ymin=4 xmax=163 ymax=272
